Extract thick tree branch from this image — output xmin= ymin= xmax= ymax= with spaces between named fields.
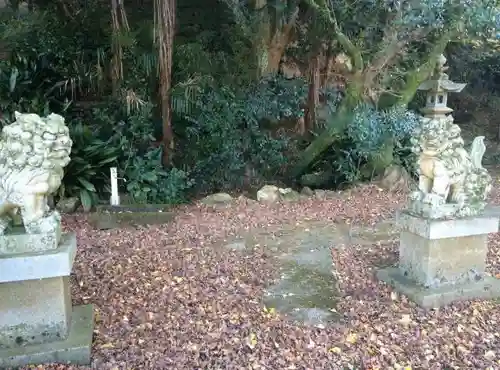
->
xmin=364 ymin=25 xmax=430 ymax=94
xmin=396 ymin=31 xmax=454 ymax=106
xmin=303 ymin=0 xmax=364 ymax=72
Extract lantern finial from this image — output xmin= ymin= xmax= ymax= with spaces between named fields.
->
xmin=417 ymin=54 xmax=466 ymax=117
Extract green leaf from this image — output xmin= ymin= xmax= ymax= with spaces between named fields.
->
xmin=90 ymin=191 xmax=99 ymax=206
xmin=142 ymin=172 xmax=158 ymax=182
xmin=102 ymin=148 xmax=119 ymax=156
xmin=126 ymin=182 xmax=135 ymax=192
xmin=98 ymin=156 xmax=118 ymax=165
xmin=9 ymin=67 xmax=18 ymax=93
xmin=80 ymin=189 xmax=93 ymax=212
xmin=71 ymin=157 xmax=89 ymax=165
xmin=58 ymin=183 xmax=66 ymax=199
xmin=77 ymin=178 xmax=96 ymax=192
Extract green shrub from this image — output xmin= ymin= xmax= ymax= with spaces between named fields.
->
xmin=0 ymin=9 xmax=110 ymax=112
xmin=176 ymin=76 xmax=305 ymax=193
xmin=81 ymin=102 xmax=193 ymax=205
xmin=0 ymin=51 xmax=72 ymax=121
xmin=309 ymin=104 xmax=420 ymax=188
xmin=60 ymin=120 xmax=119 ymax=211
xmin=0 ymin=3 xmax=194 ymax=207
xmin=123 ymin=146 xmax=193 ymax=204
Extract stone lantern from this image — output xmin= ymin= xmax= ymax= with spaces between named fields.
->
xmin=377 ymin=54 xmax=500 ymax=309
xmin=417 ymin=54 xmax=466 ymax=118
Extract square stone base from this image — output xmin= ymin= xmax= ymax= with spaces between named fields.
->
xmin=399 ymin=232 xmax=488 ymax=287
xmin=0 ymin=223 xmax=62 ymax=255
xmin=396 ymin=211 xmax=499 ymax=288
xmin=0 ymin=233 xmax=76 ymax=283
xmin=0 ymin=276 xmax=72 ymax=347
xmin=0 ymin=304 xmax=94 ymax=368
xmin=397 ymin=210 xmax=499 ymax=239
xmin=377 ymin=267 xmax=500 ymax=309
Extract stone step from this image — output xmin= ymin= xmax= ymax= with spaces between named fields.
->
xmin=223 ymin=223 xmax=346 ymax=327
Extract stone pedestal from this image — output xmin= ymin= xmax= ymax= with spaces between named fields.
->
xmin=0 ymin=230 xmax=94 ymax=368
xmin=377 ymin=211 xmax=500 ymax=308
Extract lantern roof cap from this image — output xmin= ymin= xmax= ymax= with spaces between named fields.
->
xmin=417 ymin=54 xmax=466 ymax=93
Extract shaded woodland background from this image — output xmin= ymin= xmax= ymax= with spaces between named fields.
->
xmin=0 ymin=0 xmax=499 ymax=209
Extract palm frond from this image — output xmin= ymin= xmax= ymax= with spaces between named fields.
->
xmin=171 ymin=74 xmax=212 ymax=116
xmin=121 ymin=88 xmax=147 ymax=115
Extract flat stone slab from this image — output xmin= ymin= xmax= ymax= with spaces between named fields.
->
xmin=263 ymin=258 xmax=339 ymax=327
xmin=96 ymin=204 xmax=172 ymax=212
xmin=223 ymin=218 xmax=400 ymax=326
xmin=377 ymin=267 xmax=500 ymax=309
xmin=0 ymin=223 xmax=61 ymax=255
xmin=225 ymin=221 xmax=350 ymax=327
xmin=397 ymin=210 xmax=499 ymax=239
xmin=0 ymin=304 xmax=94 ymax=368
xmin=90 ymin=205 xmax=175 ymax=230
xmin=0 ymin=233 xmax=76 ymax=283
xmin=483 ymin=205 xmax=500 ymax=218
xmin=349 ymin=219 xmax=400 ymax=245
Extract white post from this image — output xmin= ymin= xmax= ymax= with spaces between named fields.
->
xmin=110 ymin=167 xmax=120 ymax=206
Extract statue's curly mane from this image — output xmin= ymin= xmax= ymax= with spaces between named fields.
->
xmin=0 ymin=111 xmax=73 ymax=235
xmin=0 ymin=112 xmax=72 ymax=173
xmin=413 ymin=116 xmax=470 ymax=182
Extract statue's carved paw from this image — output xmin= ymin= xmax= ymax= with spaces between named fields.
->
xmin=24 ymin=212 xmax=60 ymax=234
xmin=409 ymin=191 xmax=422 ymax=201
xmin=0 ymin=216 xmax=10 ymax=235
xmin=454 ymin=192 xmax=466 ymax=206
xmin=422 ymin=193 xmax=445 ymax=207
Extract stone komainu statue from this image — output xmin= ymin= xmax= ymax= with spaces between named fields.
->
xmin=0 ymin=111 xmax=72 ymax=234
xmin=409 ymin=114 xmax=492 ymax=219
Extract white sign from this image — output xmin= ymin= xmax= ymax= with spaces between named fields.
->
xmin=110 ymin=167 xmax=120 ymax=206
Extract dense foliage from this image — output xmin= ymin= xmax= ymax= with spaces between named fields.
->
xmin=0 ymin=0 xmax=497 ymax=208
xmin=178 ymin=78 xmax=304 ymax=193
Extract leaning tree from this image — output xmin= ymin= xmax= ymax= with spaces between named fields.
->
xmin=291 ymin=0 xmax=500 ymax=178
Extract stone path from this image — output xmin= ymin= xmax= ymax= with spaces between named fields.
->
xmin=222 ymin=218 xmax=400 ymax=327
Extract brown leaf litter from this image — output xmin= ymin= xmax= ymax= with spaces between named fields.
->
xmin=13 ymin=182 xmax=500 ymax=369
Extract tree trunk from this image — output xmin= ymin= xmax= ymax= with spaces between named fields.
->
xmin=321 ymin=42 xmax=335 ymax=88
xmin=378 ymin=32 xmax=452 ymax=109
xmin=154 ymin=0 xmax=176 ymax=165
xmin=110 ymin=0 xmax=129 ymax=97
xmin=304 ymin=52 xmax=321 ymax=132
xmin=264 ymin=36 xmax=288 ymax=75
xmin=396 ymin=34 xmax=451 ymax=106
xmin=290 ymin=32 xmax=453 ymax=179
xmin=110 ymin=0 xmax=120 ymax=96
xmin=258 ymin=4 xmax=299 ymax=77
xmin=263 ymin=29 xmax=295 ymax=75
xmin=289 ymin=78 xmax=365 ymax=178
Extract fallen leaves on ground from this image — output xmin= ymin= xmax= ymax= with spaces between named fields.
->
xmin=16 ymin=182 xmax=500 ymax=369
